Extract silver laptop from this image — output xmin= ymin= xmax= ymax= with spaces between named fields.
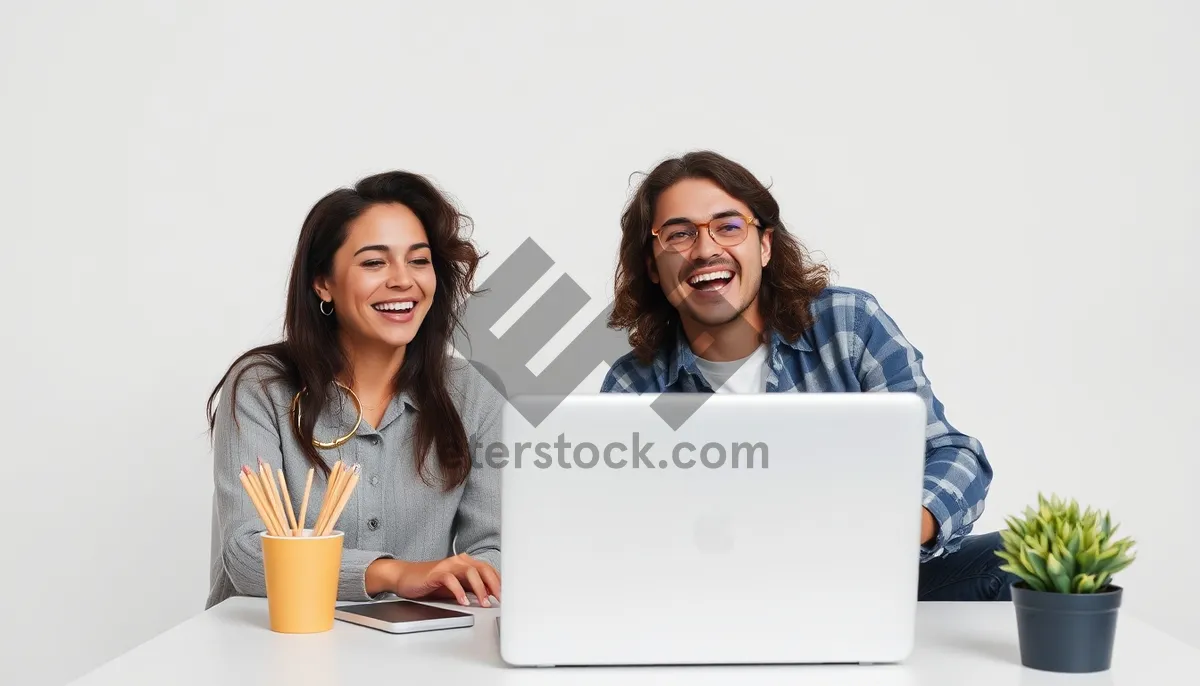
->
xmin=497 ymin=392 xmax=927 ymax=667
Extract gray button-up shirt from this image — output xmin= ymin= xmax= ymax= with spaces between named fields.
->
xmin=206 ymin=355 xmax=503 ymax=608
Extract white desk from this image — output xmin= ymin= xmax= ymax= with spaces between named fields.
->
xmin=71 ymin=598 xmax=1197 ymax=685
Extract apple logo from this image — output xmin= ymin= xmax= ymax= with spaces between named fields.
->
xmin=693 ymin=512 xmax=735 ymax=554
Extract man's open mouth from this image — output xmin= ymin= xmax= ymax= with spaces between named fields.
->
xmin=687 ymin=270 xmax=734 ymax=291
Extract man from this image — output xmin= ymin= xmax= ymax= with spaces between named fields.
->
xmin=600 ymin=150 xmax=1017 ymax=601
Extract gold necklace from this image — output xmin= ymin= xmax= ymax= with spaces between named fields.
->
xmin=290 ymin=382 xmax=363 ymax=449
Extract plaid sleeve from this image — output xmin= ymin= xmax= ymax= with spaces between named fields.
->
xmin=852 ymin=294 xmax=993 ymax=561
xmin=600 ymin=353 xmax=654 ymax=393
xmin=600 ymin=367 xmax=628 ymax=392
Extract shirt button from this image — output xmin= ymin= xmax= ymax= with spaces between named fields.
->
xmin=368 ymin=435 xmax=381 ymax=444
xmin=367 ymin=517 xmax=380 ymax=531
xmin=370 ymin=476 xmax=379 ymax=486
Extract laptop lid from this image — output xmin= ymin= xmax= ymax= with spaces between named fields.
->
xmin=497 ymin=392 xmax=927 ymax=667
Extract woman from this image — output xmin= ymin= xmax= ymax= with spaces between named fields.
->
xmin=205 ymin=170 xmax=503 ymax=609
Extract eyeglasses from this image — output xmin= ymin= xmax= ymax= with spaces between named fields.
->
xmin=650 ymin=213 xmax=758 ymax=252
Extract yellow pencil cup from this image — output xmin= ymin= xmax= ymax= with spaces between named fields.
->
xmin=260 ymin=529 xmax=344 ymax=633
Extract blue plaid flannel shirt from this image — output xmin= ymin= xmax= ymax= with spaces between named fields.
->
xmin=600 ymin=285 xmax=992 ymax=561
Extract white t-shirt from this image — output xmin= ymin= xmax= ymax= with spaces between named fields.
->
xmin=693 ymin=344 xmax=770 ymax=393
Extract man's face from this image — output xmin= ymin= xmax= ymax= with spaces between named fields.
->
xmin=647 ymin=177 xmax=772 ymax=328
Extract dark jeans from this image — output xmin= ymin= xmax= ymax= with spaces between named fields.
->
xmin=918 ymin=531 xmax=1020 ymax=601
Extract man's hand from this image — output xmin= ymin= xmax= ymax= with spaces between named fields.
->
xmin=920 ymin=507 xmax=937 ymax=546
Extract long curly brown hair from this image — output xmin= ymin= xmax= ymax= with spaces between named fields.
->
xmin=608 ymin=151 xmax=832 ymax=364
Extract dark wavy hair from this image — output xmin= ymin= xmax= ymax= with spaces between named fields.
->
xmin=206 ymin=171 xmax=482 ymax=491
xmin=609 ymin=150 xmax=831 ymax=363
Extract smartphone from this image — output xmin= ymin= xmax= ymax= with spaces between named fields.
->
xmin=334 ymin=600 xmax=475 ymax=634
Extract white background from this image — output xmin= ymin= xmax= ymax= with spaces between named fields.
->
xmin=2 ymin=2 xmax=1197 ymax=683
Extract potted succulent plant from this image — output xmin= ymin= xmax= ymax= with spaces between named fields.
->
xmin=995 ymin=493 xmax=1136 ymax=673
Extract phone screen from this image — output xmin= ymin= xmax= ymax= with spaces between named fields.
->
xmin=338 ymin=600 xmax=471 ymax=623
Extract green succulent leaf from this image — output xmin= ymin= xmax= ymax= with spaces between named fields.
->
xmin=1116 ymin=537 xmax=1136 ymax=557
xmin=1000 ymin=494 xmax=1133 ymax=593
xmin=1018 ymin=547 xmax=1035 ymax=577
xmin=1005 ymin=515 xmax=1026 ymax=537
xmin=995 ymin=550 xmax=1023 ymax=573
xmin=999 ymin=529 xmax=1024 ymax=553
xmin=1001 ymin=563 xmax=1048 ymax=592
xmin=1050 ymin=569 xmax=1072 ymax=594
xmin=1077 ymin=541 xmax=1099 ymax=574
xmin=1046 ymin=551 xmax=1060 ymax=572
xmin=1104 ymin=556 xmax=1136 ymax=577
xmin=1067 ymin=525 xmax=1082 ymax=557
xmin=1097 ymin=545 xmax=1120 ymax=564
xmin=1025 ymin=548 xmax=1049 ymax=581
xmin=1024 ymin=506 xmax=1040 ymax=524
xmin=1074 ymin=573 xmax=1097 ymax=593
xmin=1062 ymin=551 xmax=1078 ymax=579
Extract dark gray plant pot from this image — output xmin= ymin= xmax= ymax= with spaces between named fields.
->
xmin=1011 ymin=582 xmax=1122 ymax=673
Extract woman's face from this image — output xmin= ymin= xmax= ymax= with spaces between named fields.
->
xmin=313 ymin=202 xmax=437 ymax=351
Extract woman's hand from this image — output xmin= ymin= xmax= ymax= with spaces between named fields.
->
xmin=368 ymin=554 xmax=501 ymax=607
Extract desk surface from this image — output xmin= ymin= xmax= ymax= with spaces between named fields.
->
xmin=71 ymin=597 xmax=1196 ymax=685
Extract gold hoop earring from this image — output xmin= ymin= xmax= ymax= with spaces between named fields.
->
xmin=290 ymin=382 xmax=363 ymax=449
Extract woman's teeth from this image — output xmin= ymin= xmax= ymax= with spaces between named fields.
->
xmin=373 ymin=302 xmax=414 ymax=312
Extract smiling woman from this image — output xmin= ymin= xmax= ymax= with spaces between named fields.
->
xmin=204 ymin=171 xmax=505 ymax=610
xmin=312 ymin=205 xmax=437 ymax=362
